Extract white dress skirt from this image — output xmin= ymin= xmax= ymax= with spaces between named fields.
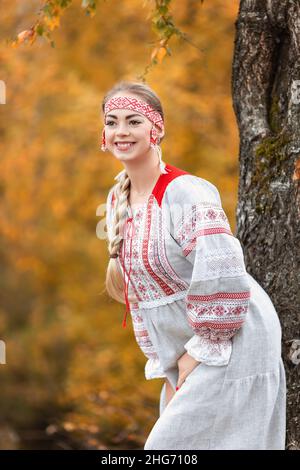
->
xmin=143 ymin=273 xmax=286 ymax=450
xmin=105 ymin=163 xmax=287 ymax=450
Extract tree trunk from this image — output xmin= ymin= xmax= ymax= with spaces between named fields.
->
xmin=232 ymin=0 xmax=300 ymax=450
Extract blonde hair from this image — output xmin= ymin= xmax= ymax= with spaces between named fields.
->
xmin=103 ymin=80 xmax=164 ymax=305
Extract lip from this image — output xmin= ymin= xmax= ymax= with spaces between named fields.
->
xmin=114 ymin=142 xmax=136 ymax=152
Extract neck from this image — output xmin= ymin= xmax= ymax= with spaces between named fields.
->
xmin=123 ymin=148 xmax=162 ymax=194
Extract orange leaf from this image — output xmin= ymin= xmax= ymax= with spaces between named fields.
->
xmin=17 ymin=29 xmax=34 ymax=44
xmin=156 ymin=47 xmax=167 ymax=64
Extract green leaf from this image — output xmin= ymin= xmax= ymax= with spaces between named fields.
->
xmin=36 ymin=25 xmax=44 ymax=36
xmin=43 ymin=4 xmax=54 ymax=17
xmin=60 ymin=0 xmax=72 ymax=7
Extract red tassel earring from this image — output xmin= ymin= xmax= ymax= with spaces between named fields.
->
xmin=101 ymin=128 xmax=106 ymax=152
xmin=150 ymin=126 xmax=159 ymax=146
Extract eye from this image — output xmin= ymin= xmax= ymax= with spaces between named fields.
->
xmin=105 ymin=120 xmax=142 ymax=126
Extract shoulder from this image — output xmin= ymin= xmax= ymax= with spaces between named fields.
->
xmin=162 ymin=172 xmax=222 ymax=208
xmin=153 ymin=163 xmax=221 ymax=208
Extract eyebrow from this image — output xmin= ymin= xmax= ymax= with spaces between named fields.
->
xmin=106 ymin=114 xmax=144 ymax=120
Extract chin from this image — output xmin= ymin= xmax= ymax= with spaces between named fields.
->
xmin=113 ymin=150 xmax=144 ymax=161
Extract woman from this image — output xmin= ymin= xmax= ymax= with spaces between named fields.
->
xmin=102 ymin=80 xmax=286 ymax=450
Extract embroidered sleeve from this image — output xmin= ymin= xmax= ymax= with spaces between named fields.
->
xmin=168 ymin=175 xmax=251 ymax=366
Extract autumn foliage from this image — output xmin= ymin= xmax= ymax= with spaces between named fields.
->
xmin=0 ymin=0 xmax=240 ymax=449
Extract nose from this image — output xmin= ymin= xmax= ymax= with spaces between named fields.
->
xmin=116 ymin=122 xmax=130 ymax=135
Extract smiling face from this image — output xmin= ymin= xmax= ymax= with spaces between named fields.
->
xmin=103 ymin=93 xmax=164 ymax=163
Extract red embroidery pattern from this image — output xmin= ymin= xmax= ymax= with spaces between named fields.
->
xmin=104 ymin=96 xmax=164 ymax=131
xmin=131 ymin=310 xmax=159 ymax=360
xmin=154 ymin=203 xmax=188 ymax=291
xmin=175 ymin=203 xmax=233 ymax=257
xmin=119 ymin=196 xmax=189 ymax=308
xmin=185 ymin=290 xmax=251 ymax=341
xmin=184 ymin=227 xmax=233 ymax=257
xmin=142 ymin=196 xmax=175 ymax=296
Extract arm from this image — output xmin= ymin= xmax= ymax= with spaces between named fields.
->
xmin=165 ymin=352 xmax=201 ymax=397
xmin=168 ymin=175 xmax=251 ymax=367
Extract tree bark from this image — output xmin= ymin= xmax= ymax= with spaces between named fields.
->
xmin=232 ymin=0 xmax=300 ymax=450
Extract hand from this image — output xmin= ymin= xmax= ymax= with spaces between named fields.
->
xmin=176 ymin=351 xmax=201 ymax=390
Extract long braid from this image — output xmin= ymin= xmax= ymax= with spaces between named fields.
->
xmin=105 ymin=170 xmax=138 ymax=304
xmin=109 ymin=171 xmax=130 ymax=259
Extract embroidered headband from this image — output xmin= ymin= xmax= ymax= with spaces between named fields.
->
xmin=103 ymin=96 xmax=164 ymax=132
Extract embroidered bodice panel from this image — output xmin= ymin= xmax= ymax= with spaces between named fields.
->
xmin=119 ymin=194 xmax=191 ymax=309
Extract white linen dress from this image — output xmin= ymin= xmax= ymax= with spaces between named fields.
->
xmin=105 ymin=163 xmax=286 ymax=450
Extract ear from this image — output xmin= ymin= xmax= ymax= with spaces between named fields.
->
xmin=155 ymin=124 xmax=164 ymax=141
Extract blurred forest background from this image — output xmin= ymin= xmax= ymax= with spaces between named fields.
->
xmin=0 ymin=0 xmax=240 ymax=449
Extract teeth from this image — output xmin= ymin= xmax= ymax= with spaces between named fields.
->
xmin=116 ymin=143 xmax=134 ymax=148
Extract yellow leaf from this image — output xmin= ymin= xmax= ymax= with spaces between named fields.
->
xmin=44 ymin=15 xmax=61 ymax=31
